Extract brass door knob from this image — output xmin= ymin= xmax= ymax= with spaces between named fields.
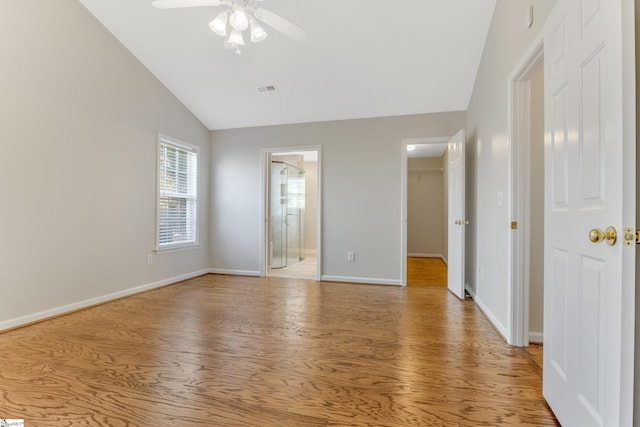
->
xmin=589 ymin=226 xmax=617 ymax=246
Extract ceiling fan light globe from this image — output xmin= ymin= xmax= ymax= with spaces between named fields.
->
xmin=229 ymin=7 xmax=249 ymax=31
xmin=250 ymin=28 xmax=267 ymax=43
xmin=227 ymin=29 xmax=245 ymax=46
xmin=209 ymin=10 xmax=229 ymax=36
xmin=249 ymin=18 xmax=267 ymax=42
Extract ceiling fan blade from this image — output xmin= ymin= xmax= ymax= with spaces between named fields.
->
xmin=254 ymin=8 xmax=307 ymax=42
xmin=152 ymin=0 xmax=226 ymax=9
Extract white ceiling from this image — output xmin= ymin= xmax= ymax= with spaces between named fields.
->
xmin=408 ymin=143 xmax=448 ymax=158
xmin=79 ymin=0 xmax=496 ymax=131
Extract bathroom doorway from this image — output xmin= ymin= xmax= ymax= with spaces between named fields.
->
xmin=261 ymin=148 xmax=320 ymax=280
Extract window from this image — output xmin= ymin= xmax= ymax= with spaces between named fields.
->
xmin=157 ymin=134 xmax=198 ymax=250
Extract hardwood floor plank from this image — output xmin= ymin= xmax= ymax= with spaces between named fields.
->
xmin=407 ymin=257 xmax=448 ymax=287
xmin=0 ymin=274 xmax=557 ymax=426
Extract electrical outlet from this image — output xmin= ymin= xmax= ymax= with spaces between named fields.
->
xmin=347 ymin=251 xmax=355 ymax=262
xmin=147 ymin=254 xmax=153 ymax=265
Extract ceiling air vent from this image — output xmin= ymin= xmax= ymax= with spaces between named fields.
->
xmin=255 ymin=85 xmax=276 ymax=93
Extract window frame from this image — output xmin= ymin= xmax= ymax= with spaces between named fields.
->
xmin=155 ymin=133 xmax=200 ymax=253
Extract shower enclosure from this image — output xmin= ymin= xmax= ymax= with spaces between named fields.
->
xmin=270 ymin=161 xmax=305 ymax=270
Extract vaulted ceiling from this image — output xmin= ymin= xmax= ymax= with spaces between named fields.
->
xmin=79 ymin=0 xmax=496 ymax=130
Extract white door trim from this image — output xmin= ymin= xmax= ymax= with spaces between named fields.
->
xmin=618 ymin=0 xmax=636 ymax=422
xmin=401 ymin=136 xmax=451 ymax=287
xmin=507 ymin=39 xmax=544 ymax=347
xmin=260 ymin=146 xmax=322 ymax=280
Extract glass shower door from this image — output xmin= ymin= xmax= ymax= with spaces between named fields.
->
xmin=270 ymin=161 xmax=305 ymax=270
xmin=286 ymin=167 xmax=305 ymax=266
xmin=270 ymin=162 xmax=287 ymax=269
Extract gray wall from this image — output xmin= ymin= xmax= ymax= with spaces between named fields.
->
xmin=529 ymin=60 xmax=545 ymax=340
xmin=303 ymin=161 xmax=318 ymax=254
xmin=442 ymin=149 xmax=449 ymax=263
xmin=0 ymin=0 xmax=210 ymax=329
xmin=465 ymin=130 xmax=476 ymax=292
xmin=210 ymin=112 xmax=466 ymax=284
xmin=407 ymin=157 xmax=445 ymax=257
xmin=466 ymin=0 xmax=556 ymax=333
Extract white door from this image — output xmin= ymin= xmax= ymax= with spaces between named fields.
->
xmin=543 ymin=0 xmax=635 ymax=425
xmin=447 ymin=129 xmax=466 ymax=299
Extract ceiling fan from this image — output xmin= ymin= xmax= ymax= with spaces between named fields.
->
xmin=151 ymin=0 xmax=307 ymax=54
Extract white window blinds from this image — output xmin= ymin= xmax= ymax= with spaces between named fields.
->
xmin=157 ymin=135 xmax=198 ymax=249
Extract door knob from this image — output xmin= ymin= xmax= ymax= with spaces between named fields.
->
xmin=589 ymin=226 xmax=617 ymax=246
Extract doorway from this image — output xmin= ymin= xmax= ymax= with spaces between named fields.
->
xmin=269 ymin=160 xmax=306 ymax=271
xmin=401 ymin=136 xmax=456 ymax=288
xmin=261 ymin=148 xmax=321 ymax=280
xmin=406 ymin=142 xmax=449 ymax=287
xmin=508 ymin=43 xmax=544 ymax=351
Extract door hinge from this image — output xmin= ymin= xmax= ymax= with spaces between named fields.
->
xmin=623 ymin=228 xmax=640 ymax=246
xmin=511 ymin=221 xmax=518 ymax=230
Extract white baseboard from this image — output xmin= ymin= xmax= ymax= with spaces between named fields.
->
xmin=407 ymin=254 xmax=448 ymax=266
xmin=0 ymin=269 xmax=210 ymax=333
xmin=467 ymin=288 xmax=509 ymax=343
xmin=529 ymin=332 xmax=544 ymax=343
xmin=208 ymin=268 xmax=261 ymax=277
xmin=321 ymin=275 xmax=402 ymax=286
xmin=304 ymin=249 xmax=317 ymax=257
xmin=407 ymin=253 xmax=442 ymax=258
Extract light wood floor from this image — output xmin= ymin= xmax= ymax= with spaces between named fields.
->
xmin=268 ymin=255 xmax=317 ymax=280
xmin=0 ymin=274 xmax=558 ymax=426
xmin=407 ymin=257 xmax=448 ymax=287
xmin=526 ymin=343 xmax=544 ymax=371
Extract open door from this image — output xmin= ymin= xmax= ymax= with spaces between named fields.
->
xmin=542 ymin=0 xmax=635 ymax=424
xmin=447 ymin=129 xmax=466 ymax=299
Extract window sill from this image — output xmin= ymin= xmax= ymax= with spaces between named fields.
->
xmin=155 ymin=243 xmax=200 ymax=254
